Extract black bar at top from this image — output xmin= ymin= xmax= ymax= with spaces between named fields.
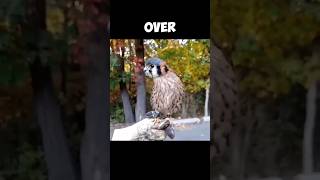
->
xmin=110 ymin=0 xmax=210 ymax=39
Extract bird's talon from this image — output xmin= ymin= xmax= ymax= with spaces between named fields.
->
xmin=165 ymin=125 xmax=175 ymax=139
xmin=145 ymin=111 xmax=161 ymax=119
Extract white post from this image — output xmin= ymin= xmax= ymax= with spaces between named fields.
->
xmin=205 ymin=86 xmax=209 ymax=117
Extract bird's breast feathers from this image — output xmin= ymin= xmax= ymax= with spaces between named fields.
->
xmin=151 ymin=71 xmax=184 ymax=115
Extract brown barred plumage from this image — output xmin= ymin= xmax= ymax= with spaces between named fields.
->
xmin=151 ymin=71 xmax=184 ymax=117
xmin=144 ymin=58 xmax=185 ymax=117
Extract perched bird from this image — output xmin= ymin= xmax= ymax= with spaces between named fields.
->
xmin=143 ymin=57 xmax=185 ymax=118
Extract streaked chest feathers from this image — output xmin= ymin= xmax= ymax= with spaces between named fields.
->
xmin=151 ymin=71 xmax=184 ymax=116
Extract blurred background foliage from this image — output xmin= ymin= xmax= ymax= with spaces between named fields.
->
xmin=213 ymin=0 xmax=320 ymax=99
xmin=0 ymin=0 xmax=90 ymax=179
xmin=212 ymin=0 xmax=320 ymax=179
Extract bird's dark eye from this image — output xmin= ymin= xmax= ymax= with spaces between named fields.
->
xmin=150 ymin=64 xmax=154 ymax=68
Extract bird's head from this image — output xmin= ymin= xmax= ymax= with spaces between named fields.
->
xmin=144 ymin=58 xmax=169 ymax=78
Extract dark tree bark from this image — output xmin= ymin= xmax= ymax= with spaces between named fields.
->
xmin=312 ymin=41 xmax=320 ymax=172
xmin=181 ymin=93 xmax=196 ymax=118
xmin=211 ymin=42 xmax=238 ymax=157
xmin=80 ymin=1 xmax=109 ymax=180
xmin=210 ymin=40 xmax=239 ymax=180
xmin=120 ymin=86 xmax=135 ymax=123
xmin=26 ymin=0 xmax=77 ymax=180
xmin=230 ymin=126 xmax=242 ymax=180
xmin=119 ymin=46 xmax=135 ymax=123
xmin=30 ymin=61 xmax=77 ymax=180
xmin=80 ymin=32 xmax=109 ymax=180
xmin=230 ymin=100 xmax=256 ymax=180
xmin=303 ymin=81 xmax=317 ymax=174
xmin=60 ymin=5 xmax=69 ymax=96
xmin=303 ymin=45 xmax=319 ymax=174
xmin=314 ymin=81 xmax=320 ymax=171
xmin=134 ymin=39 xmax=146 ymax=122
xmin=210 ymin=42 xmax=215 ymax=180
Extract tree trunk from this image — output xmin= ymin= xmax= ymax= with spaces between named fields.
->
xmin=190 ymin=94 xmax=197 ymax=117
xmin=80 ymin=24 xmax=109 ymax=180
xmin=210 ymin=48 xmax=214 ymax=180
xmin=211 ymin=42 xmax=238 ymax=157
xmin=240 ymin=124 xmax=252 ymax=179
xmin=120 ymin=86 xmax=135 ymax=123
xmin=239 ymin=103 xmax=256 ymax=180
xmin=230 ymin=127 xmax=242 ymax=180
xmin=134 ymin=39 xmax=146 ymax=122
xmin=181 ymin=94 xmax=189 ymax=118
xmin=118 ymin=46 xmax=135 ymax=123
xmin=303 ymin=81 xmax=317 ymax=174
xmin=27 ymin=0 xmax=77 ymax=179
xmin=210 ymin=40 xmax=239 ymax=179
xmin=181 ymin=93 xmax=198 ymax=118
xmin=205 ymin=87 xmax=209 ymax=116
xmin=30 ymin=61 xmax=77 ymax=180
xmin=313 ymin=81 xmax=320 ymax=171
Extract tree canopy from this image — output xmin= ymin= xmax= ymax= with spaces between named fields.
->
xmin=213 ymin=0 xmax=320 ymax=99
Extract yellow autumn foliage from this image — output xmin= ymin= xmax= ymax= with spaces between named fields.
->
xmin=47 ymin=8 xmax=64 ymax=34
xmin=145 ymin=39 xmax=210 ymax=93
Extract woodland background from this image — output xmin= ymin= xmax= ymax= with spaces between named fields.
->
xmin=0 ymin=0 xmax=108 ymax=180
xmin=212 ymin=0 xmax=320 ymax=180
xmin=0 ymin=0 xmax=319 ymax=180
xmin=110 ymin=39 xmax=210 ymax=124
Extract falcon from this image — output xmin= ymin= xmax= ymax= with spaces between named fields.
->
xmin=143 ymin=57 xmax=185 ymax=119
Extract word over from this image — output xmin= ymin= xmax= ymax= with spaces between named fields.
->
xmin=144 ymin=22 xmax=176 ymax=33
